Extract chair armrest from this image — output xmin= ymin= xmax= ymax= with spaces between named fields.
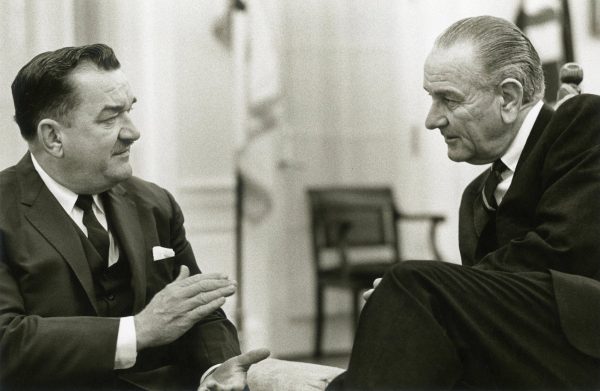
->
xmin=395 ymin=211 xmax=445 ymax=222
xmin=394 ymin=211 xmax=446 ymax=261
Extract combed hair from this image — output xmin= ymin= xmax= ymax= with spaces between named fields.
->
xmin=12 ymin=44 xmax=121 ymax=141
xmin=435 ymin=15 xmax=545 ymax=104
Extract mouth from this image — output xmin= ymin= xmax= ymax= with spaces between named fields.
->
xmin=112 ymin=147 xmax=130 ymax=156
xmin=442 ymin=135 xmax=459 ymax=143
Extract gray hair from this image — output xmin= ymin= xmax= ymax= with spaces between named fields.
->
xmin=435 ymin=15 xmax=545 ymax=104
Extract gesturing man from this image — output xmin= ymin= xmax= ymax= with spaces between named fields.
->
xmin=0 ymin=44 xmax=268 ymax=390
xmin=328 ymin=16 xmax=600 ymax=390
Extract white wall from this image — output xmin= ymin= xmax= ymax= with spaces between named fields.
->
xmin=0 ymin=0 xmax=75 ymax=170
xmin=1 ymin=0 xmax=599 ymax=357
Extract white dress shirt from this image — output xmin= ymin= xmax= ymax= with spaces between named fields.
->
xmin=30 ymin=154 xmax=137 ymax=369
xmin=495 ymin=100 xmax=544 ymax=204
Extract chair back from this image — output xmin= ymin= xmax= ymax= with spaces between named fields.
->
xmin=308 ymin=187 xmax=400 ymax=271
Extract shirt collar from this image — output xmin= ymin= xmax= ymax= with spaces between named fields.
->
xmin=30 ymin=153 xmax=104 ymax=215
xmin=500 ymin=100 xmax=544 ymax=172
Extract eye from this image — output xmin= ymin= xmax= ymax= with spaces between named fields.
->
xmin=103 ymin=116 xmax=118 ymax=125
xmin=443 ymin=97 xmax=459 ymax=109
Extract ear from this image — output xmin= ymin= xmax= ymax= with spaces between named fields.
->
xmin=37 ymin=119 xmax=65 ymax=158
xmin=498 ymin=78 xmax=524 ymax=124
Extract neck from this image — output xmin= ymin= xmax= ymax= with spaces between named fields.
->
xmin=507 ymin=99 xmax=539 ymax=139
xmin=29 ymin=149 xmax=106 ymax=195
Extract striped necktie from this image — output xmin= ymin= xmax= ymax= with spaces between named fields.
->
xmin=76 ymin=194 xmax=109 ymax=272
xmin=481 ymin=159 xmax=508 ymax=212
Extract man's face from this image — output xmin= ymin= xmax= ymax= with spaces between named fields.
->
xmin=423 ymin=43 xmax=517 ymax=165
xmin=58 ymin=64 xmax=139 ymax=194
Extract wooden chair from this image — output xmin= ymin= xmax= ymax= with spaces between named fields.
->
xmin=308 ymin=186 xmax=445 ymax=357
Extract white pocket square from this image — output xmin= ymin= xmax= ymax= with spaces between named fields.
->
xmin=152 ymin=246 xmax=175 ymax=261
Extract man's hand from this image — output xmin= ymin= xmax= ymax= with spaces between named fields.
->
xmin=198 ymin=349 xmax=271 ymax=391
xmin=362 ymin=278 xmax=382 ymax=301
xmin=134 ymin=265 xmax=236 ymax=350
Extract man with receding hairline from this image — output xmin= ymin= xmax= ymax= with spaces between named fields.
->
xmin=0 ymin=44 xmax=269 ymax=390
xmin=328 ymin=15 xmax=600 ymax=390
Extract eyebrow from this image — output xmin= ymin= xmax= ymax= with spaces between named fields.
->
xmin=424 ymin=87 xmax=464 ymax=99
xmin=98 ymin=97 xmax=137 ymax=116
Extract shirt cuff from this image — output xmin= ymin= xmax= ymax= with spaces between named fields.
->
xmin=200 ymin=364 xmax=221 ymax=384
xmin=114 ymin=316 xmax=137 ymax=370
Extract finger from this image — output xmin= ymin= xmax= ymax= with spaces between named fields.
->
xmin=177 ymin=272 xmax=231 ymax=287
xmin=202 ymin=380 xmax=218 ymax=391
xmin=373 ymin=277 xmax=382 ymax=288
xmin=175 ymin=265 xmax=190 ymax=281
xmin=198 ymin=284 xmax=237 ymax=301
xmin=363 ymin=289 xmax=374 ymax=301
xmin=181 ymin=285 xmax=236 ymax=314
xmin=189 ymin=296 xmax=227 ymax=320
xmin=179 ymin=278 xmax=237 ymax=298
xmin=232 ymin=348 xmax=271 ymax=370
xmin=192 ymin=272 xmax=231 ymax=281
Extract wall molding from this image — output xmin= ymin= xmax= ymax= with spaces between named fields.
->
xmin=177 ymin=176 xmax=236 ymax=234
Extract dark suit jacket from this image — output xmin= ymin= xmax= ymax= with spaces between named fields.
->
xmin=0 ymin=153 xmax=241 ymax=390
xmin=459 ymin=94 xmax=600 ymax=359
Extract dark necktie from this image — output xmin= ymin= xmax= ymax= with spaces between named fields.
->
xmin=76 ymin=195 xmax=109 ymax=271
xmin=481 ymin=159 xmax=508 ymax=212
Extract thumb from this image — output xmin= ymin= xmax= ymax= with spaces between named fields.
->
xmin=176 ymin=265 xmax=190 ymax=281
xmin=233 ymin=348 xmax=271 ymax=370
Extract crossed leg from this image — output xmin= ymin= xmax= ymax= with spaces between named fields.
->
xmin=328 ymin=261 xmax=600 ymax=390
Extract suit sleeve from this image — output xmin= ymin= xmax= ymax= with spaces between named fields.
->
xmin=479 ymin=94 xmax=600 ymax=279
xmin=163 ymin=190 xmax=241 ymax=382
xmin=0 ymin=230 xmax=121 ymax=388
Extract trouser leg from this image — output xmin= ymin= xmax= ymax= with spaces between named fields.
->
xmin=332 ymin=261 xmax=463 ymax=390
xmin=329 ymin=261 xmax=600 ymax=390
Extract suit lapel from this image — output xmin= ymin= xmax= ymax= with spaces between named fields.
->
xmin=470 ymin=171 xmax=489 ymax=238
xmin=472 ymin=104 xmax=554 ymax=245
xmin=17 ymin=154 xmax=100 ymax=314
xmin=103 ymin=186 xmax=147 ymax=312
xmin=473 ymin=190 xmax=489 ymax=237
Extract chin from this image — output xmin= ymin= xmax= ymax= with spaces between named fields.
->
xmin=108 ymin=165 xmax=134 ymax=184
xmin=447 ymin=151 xmax=467 ymax=163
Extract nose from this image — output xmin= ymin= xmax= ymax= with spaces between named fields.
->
xmin=425 ymin=101 xmax=449 ymax=130
xmin=119 ymin=113 xmax=140 ymax=141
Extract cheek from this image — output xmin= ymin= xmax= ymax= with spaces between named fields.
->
xmin=452 ymin=122 xmax=478 ymax=150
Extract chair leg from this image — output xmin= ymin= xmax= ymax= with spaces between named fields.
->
xmin=315 ymin=284 xmax=324 ymax=358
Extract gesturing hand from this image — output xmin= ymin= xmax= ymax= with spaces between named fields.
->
xmin=198 ymin=349 xmax=271 ymax=391
xmin=134 ymin=265 xmax=236 ymax=350
xmin=363 ymin=277 xmax=382 ymax=301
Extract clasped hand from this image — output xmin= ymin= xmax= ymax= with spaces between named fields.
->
xmin=198 ymin=349 xmax=271 ymax=391
xmin=134 ymin=266 xmax=271 ymax=390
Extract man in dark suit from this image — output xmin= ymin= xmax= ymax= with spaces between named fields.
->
xmin=327 ymin=16 xmax=600 ymax=390
xmin=0 ymin=44 xmax=269 ymax=390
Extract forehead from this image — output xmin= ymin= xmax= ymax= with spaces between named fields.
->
xmin=68 ymin=64 xmax=134 ymax=107
xmin=423 ymin=43 xmax=482 ymax=93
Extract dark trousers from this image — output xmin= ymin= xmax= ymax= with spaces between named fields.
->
xmin=327 ymin=261 xmax=600 ymax=390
